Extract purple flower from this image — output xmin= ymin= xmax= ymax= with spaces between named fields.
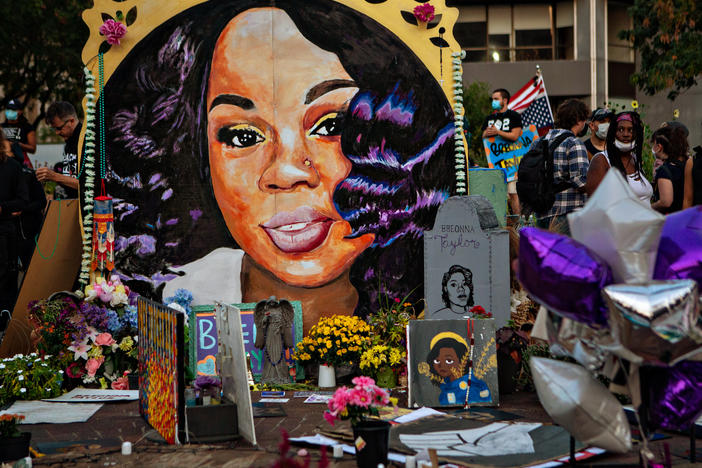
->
xmin=194 ymin=375 xmax=221 ymax=392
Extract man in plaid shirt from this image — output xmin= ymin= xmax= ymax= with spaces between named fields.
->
xmin=534 ymin=99 xmax=590 ymax=235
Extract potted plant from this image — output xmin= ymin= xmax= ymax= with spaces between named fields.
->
xmin=324 ymin=376 xmax=395 ymax=468
xmin=364 ymin=294 xmax=416 ymax=387
xmin=0 ymin=414 xmax=31 ymax=462
xmin=293 ymin=315 xmax=372 ymax=387
xmin=194 ymin=375 xmax=222 ymax=405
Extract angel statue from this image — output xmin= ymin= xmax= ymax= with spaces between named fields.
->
xmin=254 ymin=297 xmax=295 ymax=384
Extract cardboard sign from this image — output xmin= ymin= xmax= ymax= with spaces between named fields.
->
xmin=215 ymin=303 xmax=257 ymax=446
xmin=468 ymin=168 xmax=508 ymax=226
xmin=483 ymin=124 xmax=539 ymax=182
xmin=407 ymin=318 xmax=499 ymax=407
xmin=189 ymin=302 xmax=304 ymax=380
xmin=423 ymin=196 xmax=510 ymax=326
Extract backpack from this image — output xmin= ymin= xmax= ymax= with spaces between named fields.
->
xmin=516 ymin=132 xmax=572 ymax=215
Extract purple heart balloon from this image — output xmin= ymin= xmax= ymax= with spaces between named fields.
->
xmin=641 ymin=360 xmax=702 ymax=431
xmin=654 ymin=206 xmax=702 ymax=287
xmin=519 ymin=227 xmax=613 ymax=327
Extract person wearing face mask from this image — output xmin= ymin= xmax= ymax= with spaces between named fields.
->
xmin=651 ymin=125 xmax=689 ymax=213
xmin=585 ymin=112 xmax=653 ymax=205
xmin=583 ymin=108 xmax=612 ymax=161
xmin=482 ymin=88 xmax=523 ymax=215
xmin=1 ymin=99 xmax=36 ymax=168
xmin=530 ymin=99 xmax=589 ymax=235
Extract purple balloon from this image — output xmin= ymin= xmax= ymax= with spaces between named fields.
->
xmin=641 ymin=360 xmax=702 ymax=431
xmin=654 ymin=206 xmax=702 ymax=287
xmin=519 ymin=227 xmax=613 ymax=327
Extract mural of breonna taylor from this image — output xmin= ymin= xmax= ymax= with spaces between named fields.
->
xmin=94 ymin=0 xmax=458 ymax=331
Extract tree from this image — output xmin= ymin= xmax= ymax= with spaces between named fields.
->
xmin=462 ymin=81 xmax=492 ymax=166
xmin=0 ymin=0 xmax=92 ymax=127
xmin=620 ymin=0 xmax=702 ymax=100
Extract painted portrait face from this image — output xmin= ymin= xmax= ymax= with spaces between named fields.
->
xmin=432 ymin=347 xmax=462 ymax=379
xmin=207 ymin=8 xmax=374 ymax=287
xmin=446 ymin=272 xmax=470 ymax=308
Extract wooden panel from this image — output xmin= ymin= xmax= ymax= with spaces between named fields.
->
xmin=0 ymin=199 xmax=82 ymax=357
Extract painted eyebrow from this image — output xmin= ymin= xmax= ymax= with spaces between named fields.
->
xmin=304 ymin=79 xmax=356 ymax=105
xmin=209 ymin=94 xmax=255 ymax=112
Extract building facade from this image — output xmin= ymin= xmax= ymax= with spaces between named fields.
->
xmin=451 ymin=0 xmax=701 ymax=145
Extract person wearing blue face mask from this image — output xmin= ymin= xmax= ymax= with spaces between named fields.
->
xmin=1 ymin=99 xmax=36 ymax=168
xmin=482 ymin=88 xmax=523 ymax=215
xmin=583 ymin=108 xmax=612 ymax=161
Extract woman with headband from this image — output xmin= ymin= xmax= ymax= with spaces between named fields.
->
xmin=585 ymin=111 xmax=652 ymax=205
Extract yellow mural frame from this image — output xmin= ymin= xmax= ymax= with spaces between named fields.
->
xmin=82 ymin=0 xmax=461 ymax=102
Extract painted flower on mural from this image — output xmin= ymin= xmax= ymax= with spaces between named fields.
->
xmin=99 ymin=19 xmax=127 ymax=45
xmin=631 ymin=100 xmax=639 ymax=110
xmin=413 ymin=3 xmax=435 ymax=23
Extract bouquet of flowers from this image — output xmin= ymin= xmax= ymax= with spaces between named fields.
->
xmin=359 ymin=344 xmax=406 ymax=388
xmin=363 ymin=293 xmax=416 ymax=386
xmin=0 ymin=414 xmax=25 ymax=438
xmin=29 ymin=276 xmax=139 ymax=389
xmin=323 ymin=376 xmax=392 ymax=426
xmin=0 ymin=354 xmax=63 ymax=407
xmin=293 ymin=315 xmax=371 ymax=367
xmin=470 ymin=305 xmax=493 ymax=319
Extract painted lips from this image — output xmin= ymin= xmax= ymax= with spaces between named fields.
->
xmin=261 ymin=206 xmax=334 ymax=253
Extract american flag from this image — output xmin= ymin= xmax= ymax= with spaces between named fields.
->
xmin=508 ymin=75 xmax=554 ymax=136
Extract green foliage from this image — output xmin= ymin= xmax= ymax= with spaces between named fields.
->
xmin=0 ymin=0 xmax=91 ymax=125
xmin=0 ymin=354 xmax=64 ymax=407
xmin=462 ymin=82 xmax=492 ymax=167
xmin=620 ymin=0 xmax=702 ymax=100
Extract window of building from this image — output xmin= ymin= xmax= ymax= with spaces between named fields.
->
xmin=453 ymin=2 xmax=574 ymax=63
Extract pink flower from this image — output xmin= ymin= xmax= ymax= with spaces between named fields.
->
xmin=328 ymin=387 xmax=351 ymax=413
xmin=94 ymin=333 xmax=116 ymax=347
xmin=68 ymin=340 xmax=90 ymax=361
xmin=352 ymin=376 xmax=376 ymax=389
xmin=349 ymin=388 xmax=371 ymax=408
xmin=99 ymin=19 xmax=127 ymax=45
xmin=85 ymin=357 xmax=104 ymax=377
xmin=413 ymin=3 xmax=435 ymax=23
xmin=111 ymin=376 xmax=129 ymax=390
xmin=323 ymin=410 xmax=337 ymax=426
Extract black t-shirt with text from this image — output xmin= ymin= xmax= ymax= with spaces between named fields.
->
xmin=52 ymin=121 xmax=81 ymax=199
xmin=482 ymin=109 xmax=523 ymax=134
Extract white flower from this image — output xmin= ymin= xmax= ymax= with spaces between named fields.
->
xmin=59 ymin=370 xmax=64 ymax=374
xmin=17 ymin=370 xmax=22 ymax=374
xmin=30 ymin=353 xmax=37 ymax=357
xmin=0 ymin=364 xmax=5 ymax=369
xmin=18 ymin=375 xmax=24 ymax=381
xmin=20 ymin=388 xmax=26 ymax=393
xmin=45 ymin=388 xmax=51 ymax=392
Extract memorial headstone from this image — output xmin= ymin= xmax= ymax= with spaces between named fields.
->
xmin=424 ymin=196 xmax=510 ymax=325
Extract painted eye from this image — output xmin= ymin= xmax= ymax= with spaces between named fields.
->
xmin=309 ymin=112 xmax=344 ymax=137
xmin=445 ymin=359 xmax=454 ymax=365
xmin=217 ymin=125 xmax=265 ymax=148
xmin=433 ymin=359 xmax=441 ymax=365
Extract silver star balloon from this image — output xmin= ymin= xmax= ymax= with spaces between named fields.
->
xmin=603 ymin=280 xmax=702 ymax=366
xmin=530 ymin=357 xmax=632 ymax=453
xmin=568 ymin=170 xmax=665 ymax=284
